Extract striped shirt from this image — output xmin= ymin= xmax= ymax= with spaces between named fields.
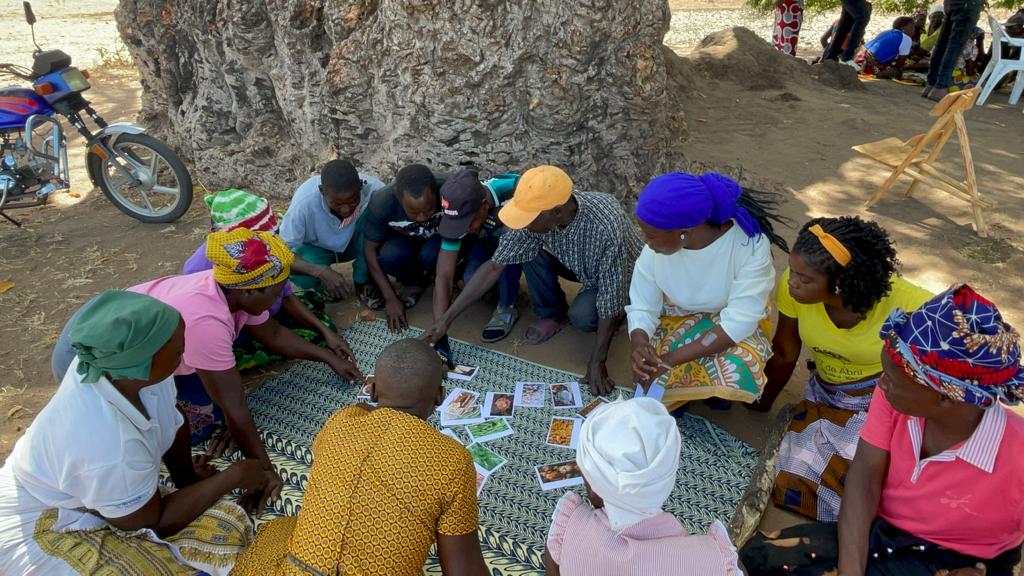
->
xmin=492 ymin=192 xmax=643 ymax=319
xmin=546 ymin=492 xmax=741 ymax=575
xmin=860 ymin=388 xmax=1024 ymax=559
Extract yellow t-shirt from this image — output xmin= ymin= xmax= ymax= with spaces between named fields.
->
xmin=232 ymin=406 xmax=478 ymax=576
xmin=775 ymin=268 xmax=933 ymax=384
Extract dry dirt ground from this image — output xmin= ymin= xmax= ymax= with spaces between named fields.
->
xmin=1 ymin=0 xmax=1022 ymax=534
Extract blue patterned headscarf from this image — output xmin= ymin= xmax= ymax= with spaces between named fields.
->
xmin=635 ymin=172 xmax=761 ymax=238
xmin=882 ymin=284 xmax=1024 ymax=408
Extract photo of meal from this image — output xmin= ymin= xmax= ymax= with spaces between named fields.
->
xmin=535 ymin=459 xmax=584 ymax=490
xmin=545 ymin=417 xmax=581 ymax=449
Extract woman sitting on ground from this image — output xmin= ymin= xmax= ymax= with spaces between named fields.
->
xmin=627 ymin=172 xmax=788 ymax=406
xmin=753 ymin=217 xmax=932 ymax=523
xmin=0 ymin=291 xmax=268 ymax=575
xmin=742 ymin=284 xmax=1024 ymax=575
xmin=182 ymin=188 xmax=354 ymax=370
xmin=51 ymin=229 xmax=362 ymax=516
xmin=545 ymin=397 xmax=741 ymax=575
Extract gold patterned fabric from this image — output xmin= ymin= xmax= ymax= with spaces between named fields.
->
xmin=30 ymin=501 xmax=251 ymax=576
xmin=652 ymin=311 xmax=772 ymax=405
xmin=232 ymin=406 xmax=478 ymax=576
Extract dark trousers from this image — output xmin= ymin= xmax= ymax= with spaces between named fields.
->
xmin=823 ymin=0 xmax=872 ymax=62
xmin=740 ymin=518 xmax=1021 ymax=576
xmin=522 ymin=249 xmax=598 ymax=332
xmin=377 ymin=234 xmax=443 ymax=286
xmin=927 ymin=0 xmax=984 ymax=88
xmin=463 ymin=235 xmax=521 ymax=310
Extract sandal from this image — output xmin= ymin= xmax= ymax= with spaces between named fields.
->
xmin=358 ymin=283 xmax=385 ymax=312
xmin=481 ymin=306 xmax=519 ymax=343
xmin=522 ymin=317 xmax=568 ymax=345
xmin=397 ymin=284 xmax=426 ymax=309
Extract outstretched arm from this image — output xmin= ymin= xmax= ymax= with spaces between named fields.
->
xmin=421 ymin=260 xmax=505 ymax=344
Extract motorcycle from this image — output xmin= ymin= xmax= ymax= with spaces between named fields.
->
xmin=0 ymin=2 xmax=192 ymax=226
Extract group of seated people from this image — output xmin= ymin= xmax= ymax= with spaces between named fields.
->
xmin=1 ymin=160 xmax=1022 ymax=575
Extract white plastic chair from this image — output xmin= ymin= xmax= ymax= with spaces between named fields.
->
xmin=975 ymin=14 xmax=1024 ymax=108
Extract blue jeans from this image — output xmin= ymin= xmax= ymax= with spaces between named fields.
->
xmin=377 ymin=234 xmax=443 ymax=286
xmin=522 ymin=249 xmax=598 ymax=332
xmin=823 ymin=0 xmax=871 ymax=62
xmin=927 ymin=0 xmax=984 ymax=89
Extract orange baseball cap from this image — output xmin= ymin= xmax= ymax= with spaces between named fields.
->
xmin=498 ymin=166 xmax=574 ymax=229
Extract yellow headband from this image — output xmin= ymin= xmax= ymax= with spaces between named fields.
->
xmin=809 ymin=224 xmax=852 ymax=267
xmin=206 ymin=228 xmax=294 ymax=289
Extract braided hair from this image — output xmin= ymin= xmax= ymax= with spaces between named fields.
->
xmin=739 ymin=187 xmax=791 ymax=253
xmin=792 ymin=216 xmax=899 ymax=316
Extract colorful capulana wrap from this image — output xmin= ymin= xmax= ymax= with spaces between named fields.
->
xmin=881 ymin=284 xmax=1024 ymax=408
xmin=206 ymin=228 xmax=294 ymax=290
xmin=205 ymin=188 xmax=278 ymax=233
xmin=635 ymin=172 xmax=761 ymax=238
xmin=70 ymin=290 xmax=181 ymax=384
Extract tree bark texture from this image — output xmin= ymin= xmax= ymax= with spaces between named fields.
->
xmin=115 ymin=0 xmax=689 ymax=198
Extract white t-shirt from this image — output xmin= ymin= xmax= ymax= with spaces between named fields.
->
xmin=3 ymin=358 xmax=183 ymax=519
xmin=625 ymin=223 xmax=776 ymax=343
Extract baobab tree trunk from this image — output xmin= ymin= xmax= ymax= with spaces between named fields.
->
xmin=115 ymin=0 xmax=689 ymax=198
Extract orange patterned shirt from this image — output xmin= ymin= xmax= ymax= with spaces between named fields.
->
xmin=231 ymin=406 xmax=478 ymax=576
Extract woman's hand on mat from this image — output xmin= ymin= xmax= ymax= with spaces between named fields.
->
xmin=318 ymin=267 xmax=351 ymax=301
xmin=205 ymin=429 xmax=238 ymax=460
xmin=236 ymin=467 xmax=283 ymax=516
xmin=328 ymin=356 xmax=364 ymax=383
xmin=323 ymin=331 xmax=355 ymax=363
xmin=385 ymin=297 xmax=408 ymax=332
xmin=191 ymin=455 xmax=219 ymax=481
xmin=581 ymin=361 xmax=615 ymax=395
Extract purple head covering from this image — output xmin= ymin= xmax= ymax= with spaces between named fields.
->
xmin=635 ymin=172 xmax=761 ymax=237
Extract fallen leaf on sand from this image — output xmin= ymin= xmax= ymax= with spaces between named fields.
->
xmin=68 ymin=192 xmax=81 ymax=198
xmin=6 ymin=406 xmax=24 ymax=419
xmin=0 ymin=280 xmax=14 ymax=294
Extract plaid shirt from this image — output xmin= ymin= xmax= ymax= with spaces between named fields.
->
xmin=493 ymin=192 xmax=643 ymax=318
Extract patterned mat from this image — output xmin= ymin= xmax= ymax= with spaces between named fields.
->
xmin=242 ymin=320 xmax=759 ymax=574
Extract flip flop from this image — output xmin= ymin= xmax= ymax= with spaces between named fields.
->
xmin=481 ymin=306 xmax=519 ymax=343
xmin=522 ymin=317 xmax=568 ymax=345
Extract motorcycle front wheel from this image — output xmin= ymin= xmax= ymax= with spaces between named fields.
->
xmin=87 ymin=133 xmax=193 ymax=223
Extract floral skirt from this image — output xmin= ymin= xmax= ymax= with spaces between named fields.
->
xmin=650 ymin=312 xmax=772 ymax=405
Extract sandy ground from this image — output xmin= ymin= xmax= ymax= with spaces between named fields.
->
xmin=2 ymin=0 xmax=1023 ymax=534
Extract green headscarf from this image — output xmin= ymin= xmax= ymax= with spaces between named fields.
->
xmin=70 ymin=290 xmax=181 ymax=384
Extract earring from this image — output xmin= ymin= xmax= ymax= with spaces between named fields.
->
xmin=834 ymin=286 xmax=841 ymax=294
xmin=679 ymin=233 xmax=686 ymax=240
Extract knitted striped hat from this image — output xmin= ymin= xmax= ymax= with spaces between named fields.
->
xmin=204 ymin=189 xmax=278 ymax=234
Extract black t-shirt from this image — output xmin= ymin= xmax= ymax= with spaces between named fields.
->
xmin=363 ymin=172 xmax=447 ymax=243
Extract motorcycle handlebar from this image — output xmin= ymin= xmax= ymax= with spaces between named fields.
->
xmin=0 ymin=64 xmax=35 ymax=81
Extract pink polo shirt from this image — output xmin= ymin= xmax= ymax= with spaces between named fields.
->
xmin=860 ymin=388 xmax=1024 ymax=559
xmin=128 ymin=271 xmax=269 ymax=376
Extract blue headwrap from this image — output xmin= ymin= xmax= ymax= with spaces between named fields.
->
xmin=635 ymin=172 xmax=761 ymax=237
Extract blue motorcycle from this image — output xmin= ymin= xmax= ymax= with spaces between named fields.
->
xmin=0 ymin=2 xmax=192 ymax=225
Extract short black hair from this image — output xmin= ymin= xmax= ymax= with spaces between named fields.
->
xmin=793 ymin=216 xmax=899 ymax=316
xmin=394 ymin=164 xmax=439 ymax=200
xmin=893 ymin=16 xmax=915 ymax=30
xmin=321 ymin=159 xmax=361 ymax=195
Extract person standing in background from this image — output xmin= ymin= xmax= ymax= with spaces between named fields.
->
xmin=822 ymin=0 xmax=873 ymax=66
xmin=773 ymin=0 xmax=805 ymax=56
xmin=922 ymin=0 xmax=984 ymax=101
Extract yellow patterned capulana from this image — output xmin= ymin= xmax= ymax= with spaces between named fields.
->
xmin=205 ymin=228 xmax=294 ymax=290
xmin=232 ymin=406 xmax=479 ymax=576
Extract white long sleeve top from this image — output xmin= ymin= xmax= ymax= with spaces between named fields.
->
xmin=626 ymin=224 xmax=776 ymax=344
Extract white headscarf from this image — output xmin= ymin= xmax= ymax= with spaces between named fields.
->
xmin=928 ymin=3 xmax=944 ymax=16
xmin=576 ymin=397 xmax=681 ymax=531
